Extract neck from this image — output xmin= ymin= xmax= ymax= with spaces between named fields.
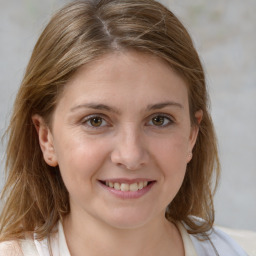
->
xmin=63 ymin=211 xmax=184 ymax=256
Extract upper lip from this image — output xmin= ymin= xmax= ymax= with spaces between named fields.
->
xmin=99 ymin=178 xmax=155 ymax=184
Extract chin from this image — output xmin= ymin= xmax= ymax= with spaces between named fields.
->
xmin=105 ymin=218 xmax=149 ymax=230
xmin=100 ymin=208 xmax=158 ymax=230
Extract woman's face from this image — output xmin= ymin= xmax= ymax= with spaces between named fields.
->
xmin=37 ymin=51 xmax=201 ymax=229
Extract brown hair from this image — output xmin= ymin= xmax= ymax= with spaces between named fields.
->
xmin=0 ymin=0 xmax=220 ymax=241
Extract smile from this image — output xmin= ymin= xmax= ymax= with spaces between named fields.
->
xmin=99 ymin=179 xmax=156 ymax=199
xmin=104 ymin=181 xmax=149 ymax=192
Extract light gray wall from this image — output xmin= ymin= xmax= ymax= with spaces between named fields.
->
xmin=0 ymin=0 xmax=255 ymax=231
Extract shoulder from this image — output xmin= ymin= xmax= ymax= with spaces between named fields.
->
xmin=0 ymin=238 xmax=39 ymax=256
xmin=190 ymin=225 xmax=253 ymax=256
xmin=0 ymin=240 xmax=23 ymax=256
xmin=209 ymin=226 xmax=250 ymax=255
xmin=181 ymin=216 xmax=255 ymax=255
xmin=218 ymin=226 xmax=256 ymax=256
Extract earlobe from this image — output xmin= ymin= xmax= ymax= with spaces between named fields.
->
xmin=32 ymin=115 xmax=58 ymax=167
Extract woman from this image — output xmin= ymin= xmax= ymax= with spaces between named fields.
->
xmin=0 ymin=0 xmax=251 ymax=255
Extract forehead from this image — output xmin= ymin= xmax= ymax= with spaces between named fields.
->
xmin=57 ymin=51 xmax=189 ymax=112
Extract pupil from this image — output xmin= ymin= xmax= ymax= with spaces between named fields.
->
xmin=91 ymin=117 xmax=102 ymax=127
xmin=153 ymin=116 xmax=164 ymax=125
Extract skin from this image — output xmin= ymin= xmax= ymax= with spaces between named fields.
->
xmin=33 ymin=51 xmax=202 ymax=256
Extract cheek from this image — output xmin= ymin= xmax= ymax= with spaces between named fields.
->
xmin=151 ymin=132 xmax=190 ymax=164
xmin=150 ymin=133 xmax=189 ymax=185
xmin=154 ymin=136 xmax=189 ymax=201
xmin=54 ymin=133 xmax=111 ymax=183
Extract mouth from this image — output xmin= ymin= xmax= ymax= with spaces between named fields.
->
xmin=98 ymin=179 xmax=156 ymax=199
xmin=99 ymin=180 xmax=154 ymax=192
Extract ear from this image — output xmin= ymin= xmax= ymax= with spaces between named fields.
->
xmin=187 ymin=110 xmax=203 ymax=162
xmin=32 ymin=114 xmax=58 ymax=167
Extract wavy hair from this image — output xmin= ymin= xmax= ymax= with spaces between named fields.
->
xmin=0 ymin=0 xmax=220 ymax=241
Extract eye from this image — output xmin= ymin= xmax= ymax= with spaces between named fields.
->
xmin=148 ymin=114 xmax=173 ymax=127
xmin=83 ymin=115 xmax=108 ymax=128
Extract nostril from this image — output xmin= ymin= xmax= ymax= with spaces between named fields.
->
xmin=110 ymin=140 xmax=149 ymax=170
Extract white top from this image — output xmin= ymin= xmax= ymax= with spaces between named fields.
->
xmin=177 ymin=222 xmax=251 ymax=256
xmin=0 ymin=221 xmax=254 ymax=256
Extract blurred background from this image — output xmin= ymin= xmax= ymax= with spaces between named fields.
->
xmin=0 ymin=0 xmax=255 ymax=231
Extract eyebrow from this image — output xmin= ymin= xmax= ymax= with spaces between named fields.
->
xmin=70 ymin=103 xmax=120 ymax=114
xmin=146 ymin=101 xmax=183 ymax=111
xmin=70 ymin=101 xmax=183 ymax=113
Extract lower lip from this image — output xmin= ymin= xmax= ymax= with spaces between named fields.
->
xmin=99 ymin=181 xmax=156 ymax=199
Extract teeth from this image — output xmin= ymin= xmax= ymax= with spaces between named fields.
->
xmin=120 ymin=183 xmax=129 ymax=191
xmin=114 ymin=183 xmax=120 ymax=190
xmin=105 ymin=181 xmax=150 ymax=191
xmin=130 ymin=183 xmax=138 ymax=191
xmin=138 ymin=181 xmax=144 ymax=190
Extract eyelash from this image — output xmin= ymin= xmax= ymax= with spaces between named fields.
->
xmin=81 ymin=113 xmax=174 ymax=129
xmin=147 ymin=113 xmax=174 ymax=127
xmin=81 ymin=114 xmax=109 ymax=129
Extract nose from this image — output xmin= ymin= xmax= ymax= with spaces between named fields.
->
xmin=110 ymin=126 xmax=149 ymax=170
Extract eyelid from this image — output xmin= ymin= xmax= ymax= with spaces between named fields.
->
xmin=147 ymin=113 xmax=175 ymax=127
xmin=79 ymin=112 xmax=175 ymax=129
xmin=81 ymin=114 xmax=110 ymax=128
